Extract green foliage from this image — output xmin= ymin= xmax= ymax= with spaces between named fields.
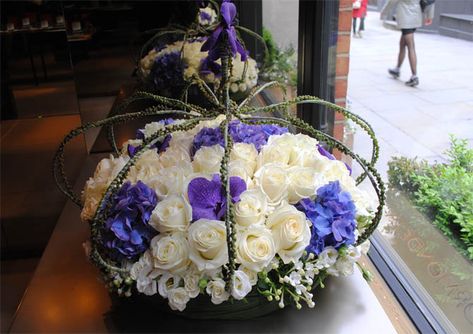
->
xmin=388 ymin=136 xmax=473 ymax=260
xmin=260 ymin=27 xmax=297 ymax=86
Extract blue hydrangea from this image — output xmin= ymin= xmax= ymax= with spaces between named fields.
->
xmin=296 ymin=181 xmax=357 ymax=255
xmin=103 ymin=181 xmax=158 ymax=260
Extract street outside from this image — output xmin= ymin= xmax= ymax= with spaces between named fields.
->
xmin=349 ymin=11 xmax=473 ymax=178
xmin=348 ymin=11 xmax=473 ymax=333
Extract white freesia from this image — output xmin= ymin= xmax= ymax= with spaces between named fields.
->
xmin=315 ymin=247 xmax=338 ymax=269
xmin=206 ymin=278 xmax=230 ymax=304
xmin=150 ymin=195 xmax=192 ymax=233
xmin=192 ymin=145 xmax=224 ymax=174
xmin=188 ymin=219 xmax=228 ymax=272
xmin=231 ymin=270 xmax=252 ymax=300
xmin=130 ymin=251 xmax=160 ymax=296
xmin=236 ymin=225 xmax=276 ymax=272
xmin=266 ymin=204 xmax=311 ymax=264
xmin=150 ymin=233 xmax=190 ymax=274
xmin=234 ymin=189 xmax=268 ymax=227
xmin=287 ymin=167 xmax=326 ymax=204
xmin=230 ymin=142 xmax=258 ymax=175
xmin=168 ymin=287 xmax=190 ymax=311
xmin=158 ymin=273 xmax=181 ymax=299
xmin=253 ymin=163 xmax=289 ymax=207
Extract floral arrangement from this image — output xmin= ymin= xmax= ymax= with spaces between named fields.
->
xmin=54 ymin=0 xmax=384 ymax=319
xmin=138 ymin=3 xmax=258 ymax=97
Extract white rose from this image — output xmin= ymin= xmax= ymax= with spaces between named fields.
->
xmin=158 ymin=273 xmax=181 ymax=298
xmin=142 ymin=122 xmax=165 ymax=139
xmin=231 ymin=270 xmax=252 ymax=300
xmin=254 ymin=163 xmax=289 ymax=207
xmin=228 ymin=160 xmax=252 ymax=184
xmin=168 ymin=131 xmax=194 ymax=153
xmin=81 ymin=155 xmax=128 ymax=222
xmin=239 ymin=266 xmax=258 ymax=286
xmin=287 ymin=167 xmax=327 ymax=204
xmin=236 ymin=225 xmax=276 ymax=272
xmin=168 ymin=287 xmax=190 ymax=311
xmin=150 ymin=233 xmax=190 ymax=274
xmin=234 ymin=189 xmax=268 ymax=227
xmin=206 ymin=278 xmax=230 ymax=304
xmin=192 ymin=145 xmax=224 ymax=174
xmin=130 ymin=252 xmax=160 ymax=296
xmin=159 ymin=145 xmax=191 ymax=168
xmin=320 ymin=160 xmax=350 ymax=182
xmin=231 ymin=143 xmax=258 ymax=175
xmin=257 ymin=134 xmax=295 ymax=168
xmin=188 ymin=219 xmax=228 ymax=272
xmin=266 ymin=204 xmax=311 ymax=264
xmin=147 ymin=164 xmax=193 ymax=199
xmin=290 ymin=134 xmax=321 ymax=167
xmin=127 ymin=149 xmax=162 ymax=184
xmin=150 ymin=195 xmax=192 ymax=233
xmin=80 ymin=196 xmax=99 ymax=221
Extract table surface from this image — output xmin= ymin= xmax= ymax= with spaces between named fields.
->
xmin=10 ymin=156 xmax=397 ymax=333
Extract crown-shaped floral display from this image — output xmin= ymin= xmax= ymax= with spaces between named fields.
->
xmin=54 ymin=0 xmax=384 ymax=319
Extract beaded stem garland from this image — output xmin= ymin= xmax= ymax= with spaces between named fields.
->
xmin=53 ymin=0 xmax=384 ymax=318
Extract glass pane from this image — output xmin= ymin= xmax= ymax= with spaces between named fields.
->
xmin=262 ymin=0 xmax=298 ymax=104
xmin=347 ymin=7 xmax=473 ymax=332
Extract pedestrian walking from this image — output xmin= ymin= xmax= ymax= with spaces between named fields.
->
xmin=353 ymin=0 xmax=368 ymax=38
xmin=381 ymin=0 xmax=435 ymax=87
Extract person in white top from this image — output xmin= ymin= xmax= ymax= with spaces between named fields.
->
xmin=381 ymin=0 xmax=435 ymax=87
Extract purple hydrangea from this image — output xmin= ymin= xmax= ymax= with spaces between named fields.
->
xmin=317 ymin=144 xmax=352 ymax=175
xmin=128 ymin=119 xmax=174 ymax=158
xmin=151 ymin=51 xmax=187 ymax=92
xmin=103 ymin=181 xmax=158 ymax=260
xmin=188 ymin=174 xmax=246 ymax=221
xmin=296 ymin=181 xmax=357 ymax=255
xmin=191 ymin=120 xmax=288 ymax=154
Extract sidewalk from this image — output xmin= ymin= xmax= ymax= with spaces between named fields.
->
xmin=348 ymin=11 xmax=473 ymax=178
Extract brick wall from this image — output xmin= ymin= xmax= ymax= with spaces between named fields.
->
xmin=334 ymin=0 xmax=352 ymax=158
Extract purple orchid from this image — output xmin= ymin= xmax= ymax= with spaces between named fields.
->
xmin=188 ymin=174 xmax=246 ymax=221
xmin=317 ymin=144 xmax=353 ymax=175
xmin=296 ymin=181 xmax=357 ymax=255
xmin=200 ymin=0 xmax=248 ymax=76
